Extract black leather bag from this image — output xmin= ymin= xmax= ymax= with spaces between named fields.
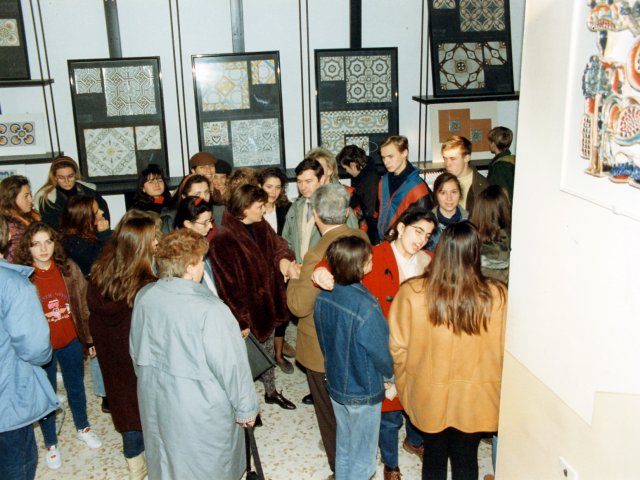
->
xmin=245 ymin=333 xmax=276 ymax=380
xmin=245 ymin=426 xmax=264 ymax=480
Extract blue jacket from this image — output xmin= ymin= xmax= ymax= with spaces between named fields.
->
xmin=0 ymin=260 xmax=60 ymax=432
xmin=314 ymin=282 xmax=394 ymax=405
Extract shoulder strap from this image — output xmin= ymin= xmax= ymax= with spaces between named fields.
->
xmin=245 ymin=426 xmax=265 ymax=479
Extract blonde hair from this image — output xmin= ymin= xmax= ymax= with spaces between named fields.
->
xmin=36 ymin=156 xmax=81 ymax=210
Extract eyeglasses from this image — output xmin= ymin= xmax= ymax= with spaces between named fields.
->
xmin=145 ymin=178 xmax=164 ymax=185
xmin=56 ymin=174 xmax=75 ymax=182
xmin=193 ymin=218 xmax=213 ymax=227
xmin=408 ymin=225 xmax=431 ymax=241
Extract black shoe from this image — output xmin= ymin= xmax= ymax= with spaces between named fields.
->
xmin=101 ymin=396 xmax=110 ymax=414
xmin=254 ymin=414 xmax=262 ymax=428
xmin=302 ymin=393 xmax=314 ymax=405
xmin=264 ymin=391 xmax=296 ymax=410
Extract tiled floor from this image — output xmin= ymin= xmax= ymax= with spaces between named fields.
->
xmin=33 ymin=325 xmax=494 ymax=479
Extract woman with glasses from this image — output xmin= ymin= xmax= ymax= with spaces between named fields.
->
xmin=34 ymin=156 xmax=110 ymax=230
xmin=175 ymin=196 xmax=218 ymax=296
xmin=312 ymin=206 xmax=438 ymax=479
xmin=130 ymin=164 xmax=171 ymax=214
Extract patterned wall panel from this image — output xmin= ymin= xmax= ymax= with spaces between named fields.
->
xmin=0 ymin=0 xmax=30 ymax=79
xmin=84 ymin=127 xmax=137 ymax=177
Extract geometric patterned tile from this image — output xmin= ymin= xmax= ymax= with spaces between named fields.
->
xmin=203 ymin=121 xmax=229 ymax=146
xmin=460 ymin=0 xmax=506 ymax=32
xmin=483 ymin=41 xmax=508 ymax=65
xmin=200 ymin=61 xmax=250 ymax=111
xmin=84 ymin=127 xmax=137 ymax=176
xmin=345 ymin=135 xmax=370 ymax=155
xmin=469 ymin=118 xmax=492 ymax=152
xmin=437 ymin=42 xmax=485 ymax=91
xmin=251 ymin=59 xmax=276 ymax=85
xmin=103 ymin=65 xmax=157 ymax=117
xmin=320 ymin=110 xmax=388 ymax=156
xmin=433 ymin=0 xmax=455 ymax=8
xmin=0 ymin=19 xmax=20 ymax=46
xmin=134 ymin=125 xmax=161 ymax=150
xmin=0 ymin=121 xmax=35 ymax=147
xmin=75 ymin=68 xmax=103 ymax=95
xmin=438 ymin=108 xmax=471 ymax=142
xmin=346 ymin=55 xmax=392 ymax=103
xmin=320 ymin=56 xmax=344 ymax=81
xmin=230 ymin=118 xmax=280 ymax=167
xmin=321 ymin=132 xmax=345 ymax=158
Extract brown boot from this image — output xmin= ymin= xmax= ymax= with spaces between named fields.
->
xmin=384 ymin=466 xmax=402 ymax=480
xmin=126 ymin=452 xmax=147 ymax=480
xmin=402 ymin=437 xmax=424 ymax=460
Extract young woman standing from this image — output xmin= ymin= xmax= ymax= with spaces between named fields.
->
xmin=427 ymin=172 xmax=468 ymax=251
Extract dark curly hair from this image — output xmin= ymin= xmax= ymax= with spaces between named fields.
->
xmin=14 ymin=221 xmax=70 ymax=276
xmin=257 ymin=167 xmax=290 ymax=208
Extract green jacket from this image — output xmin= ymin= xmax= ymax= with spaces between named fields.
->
xmin=487 ymin=150 xmax=516 ymax=201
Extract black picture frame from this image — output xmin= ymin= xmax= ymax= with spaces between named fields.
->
xmin=0 ymin=0 xmax=30 ymax=80
xmin=67 ymin=57 xmax=168 ymax=188
xmin=315 ymin=47 xmax=399 ymax=169
xmin=192 ymin=51 xmax=285 ymax=169
xmin=427 ymin=0 xmax=515 ymax=97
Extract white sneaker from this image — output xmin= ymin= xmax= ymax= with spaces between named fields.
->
xmin=76 ymin=427 xmax=102 ymax=449
xmin=46 ymin=445 xmax=62 ymax=470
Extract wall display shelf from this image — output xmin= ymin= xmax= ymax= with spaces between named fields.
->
xmin=315 ymin=47 xmax=399 ymax=164
xmin=0 ymin=150 xmax=62 ymax=165
xmin=0 ymin=79 xmax=54 ymax=87
xmin=0 ymin=0 xmax=30 ymax=80
xmin=192 ymin=51 xmax=285 ymax=169
xmin=68 ymin=57 xmax=168 ymax=187
xmin=412 ymin=92 xmax=519 ymax=105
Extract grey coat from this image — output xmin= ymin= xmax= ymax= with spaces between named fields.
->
xmin=130 ymin=278 xmax=259 ymax=480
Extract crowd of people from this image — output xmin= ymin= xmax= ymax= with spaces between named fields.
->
xmin=0 ymin=128 xmax=515 ymax=480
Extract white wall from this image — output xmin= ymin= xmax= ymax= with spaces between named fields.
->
xmin=0 ymin=0 xmax=526 ymax=222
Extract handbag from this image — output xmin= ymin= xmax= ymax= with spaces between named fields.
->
xmin=245 ymin=332 xmax=276 ymax=380
xmin=245 ymin=426 xmax=265 ymax=480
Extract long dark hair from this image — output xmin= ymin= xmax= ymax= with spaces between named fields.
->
xmin=59 ymin=195 xmax=98 ymax=242
xmin=257 ymin=167 xmax=290 ymax=207
xmin=14 ymin=222 xmax=70 ymax=275
xmin=133 ymin=164 xmax=170 ymax=206
xmin=470 ymin=185 xmax=511 ymax=244
xmin=167 ymin=174 xmax=210 ymax=209
xmin=90 ymin=210 xmax=158 ymax=306
xmin=423 ymin=221 xmax=505 ymax=335
xmin=0 ymin=175 xmax=38 ymax=222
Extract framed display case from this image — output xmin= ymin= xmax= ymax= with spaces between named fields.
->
xmin=315 ymin=47 xmax=399 ymax=164
xmin=0 ymin=0 xmax=30 ymax=80
xmin=68 ymin=57 xmax=168 ymax=185
xmin=192 ymin=51 xmax=285 ymax=169
xmin=427 ymin=0 xmax=515 ymax=97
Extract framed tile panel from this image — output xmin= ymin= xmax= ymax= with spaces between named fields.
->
xmin=427 ymin=0 xmax=514 ymax=97
xmin=0 ymin=0 xmax=30 ymax=80
xmin=192 ymin=51 xmax=285 ymax=169
xmin=68 ymin=57 xmax=168 ymax=186
xmin=315 ymin=48 xmax=399 ymax=168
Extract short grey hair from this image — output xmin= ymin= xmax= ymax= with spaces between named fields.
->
xmin=311 ymin=183 xmax=349 ymax=225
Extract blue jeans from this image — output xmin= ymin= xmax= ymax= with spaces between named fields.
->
xmin=331 ymin=398 xmax=381 ymax=480
xmin=91 ymin=357 xmax=106 ymax=397
xmin=0 ymin=424 xmax=37 ymax=480
xmin=40 ymin=339 xmax=89 ymax=447
xmin=122 ymin=431 xmax=145 ymax=458
xmin=379 ymin=410 xmax=423 ymax=468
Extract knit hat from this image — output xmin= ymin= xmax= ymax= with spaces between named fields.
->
xmin=189 ymin=151 xmax=217 ymax=169
xmin=215 ymin=159 xmax=232 ymax=175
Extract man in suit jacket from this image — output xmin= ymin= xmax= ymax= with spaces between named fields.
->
xmin=287 ymin=184 xmax=369 ymax=475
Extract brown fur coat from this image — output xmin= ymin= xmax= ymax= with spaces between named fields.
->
xmin=209 ymin=211 xmax=295 ymax=341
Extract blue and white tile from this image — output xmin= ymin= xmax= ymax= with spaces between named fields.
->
xmin=84 ymin=127 xmax=136 ymax=177
xmin=203 ymin=121 xmax=229 ymax=146
xmin=231 ymin=118 xmax=280 ymax=166
xmin=198 ymin=61 xmax=250 ymax=111
xmin=104 ymin=65 xmax=157 ymax=117
xmin=251 ymin=59 xmax=276 ymax=85
xmin=320 ymin=56 xmax=344 ymax=82
xmin=134 ymin=125 xmax=161 ymax=151
xmin=75 ymin=68 xmax=103 ymax=95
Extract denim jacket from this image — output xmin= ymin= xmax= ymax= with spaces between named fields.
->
xmin=314 ymin=282 xmax=394 ymax=405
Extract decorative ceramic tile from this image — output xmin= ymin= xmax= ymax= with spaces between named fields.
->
xmin=84 ymin=127 xmax=136 ymax=176
xmin=580 ymin=114 xmax=592 ymax=159
xmin=433 ymin=0 xmax=455 ymax=8
xmin=321 ymin=132 xmax=345 ymax=157
xmin=438 ymin=108 xmax=471 ymax=142
xmin=199 ymin=61 xmax=250 ymax=111
xmin=203 ymin=121 xmax=229 ymax=146
xmin=437 ymin=42 xmax=485 ymax=91
xmin=251 ymin=59 xmax=276 ymax=85
xmin=0 ymin=121 xmax=34 ymax=147
xmin=0 ymin=19 xmax=19 ymax=46
xmin=104 ymin=65 xmax=157 ymax=117
xmin=230 ymin=118 xmax=280 ymax=166
xmin=460 ymin=0 xmax=505 ymax=32
xmin=469 ymin=118 xmax=492 ymax=152
xmin=346 ymin=55 xmax=392 ymax=103
xmin=345 ymin=135 xmax=370 ymax=155
xmin=74 ymin=68 xmax=103 ymax=95
xmin=320 ymin=110 xmax=389 ymax=135
xmin=134 ymin=125 xmax=161 ymax=151
xmin=483 ymin=41 xmax=508 ymax=66
xmin=320 ymin=56 xmax=344 ymax=81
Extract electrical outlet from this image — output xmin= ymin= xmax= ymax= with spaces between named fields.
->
xmin=559 ymin=456 xmax=579 ymax=480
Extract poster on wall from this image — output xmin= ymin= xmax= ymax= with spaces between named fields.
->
xmin=192 ymin=51 xmax=285 ymax=169
xmin=427 ymin=0 xmax=514 ymax=97
xmin=0 ymin=113 xmax=47 ymax=157
xmin=561 ymin=1 xmax=640 ymax=221
xmin=315 ymin=47 xmax=399 ymax=166
xmin=68 ymin=57 xmax=168 ymax=186
xmin=0 ymin=0 xmax=30 ymax=80
xmin=428 ymin=102 xmax=497 ymax=162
